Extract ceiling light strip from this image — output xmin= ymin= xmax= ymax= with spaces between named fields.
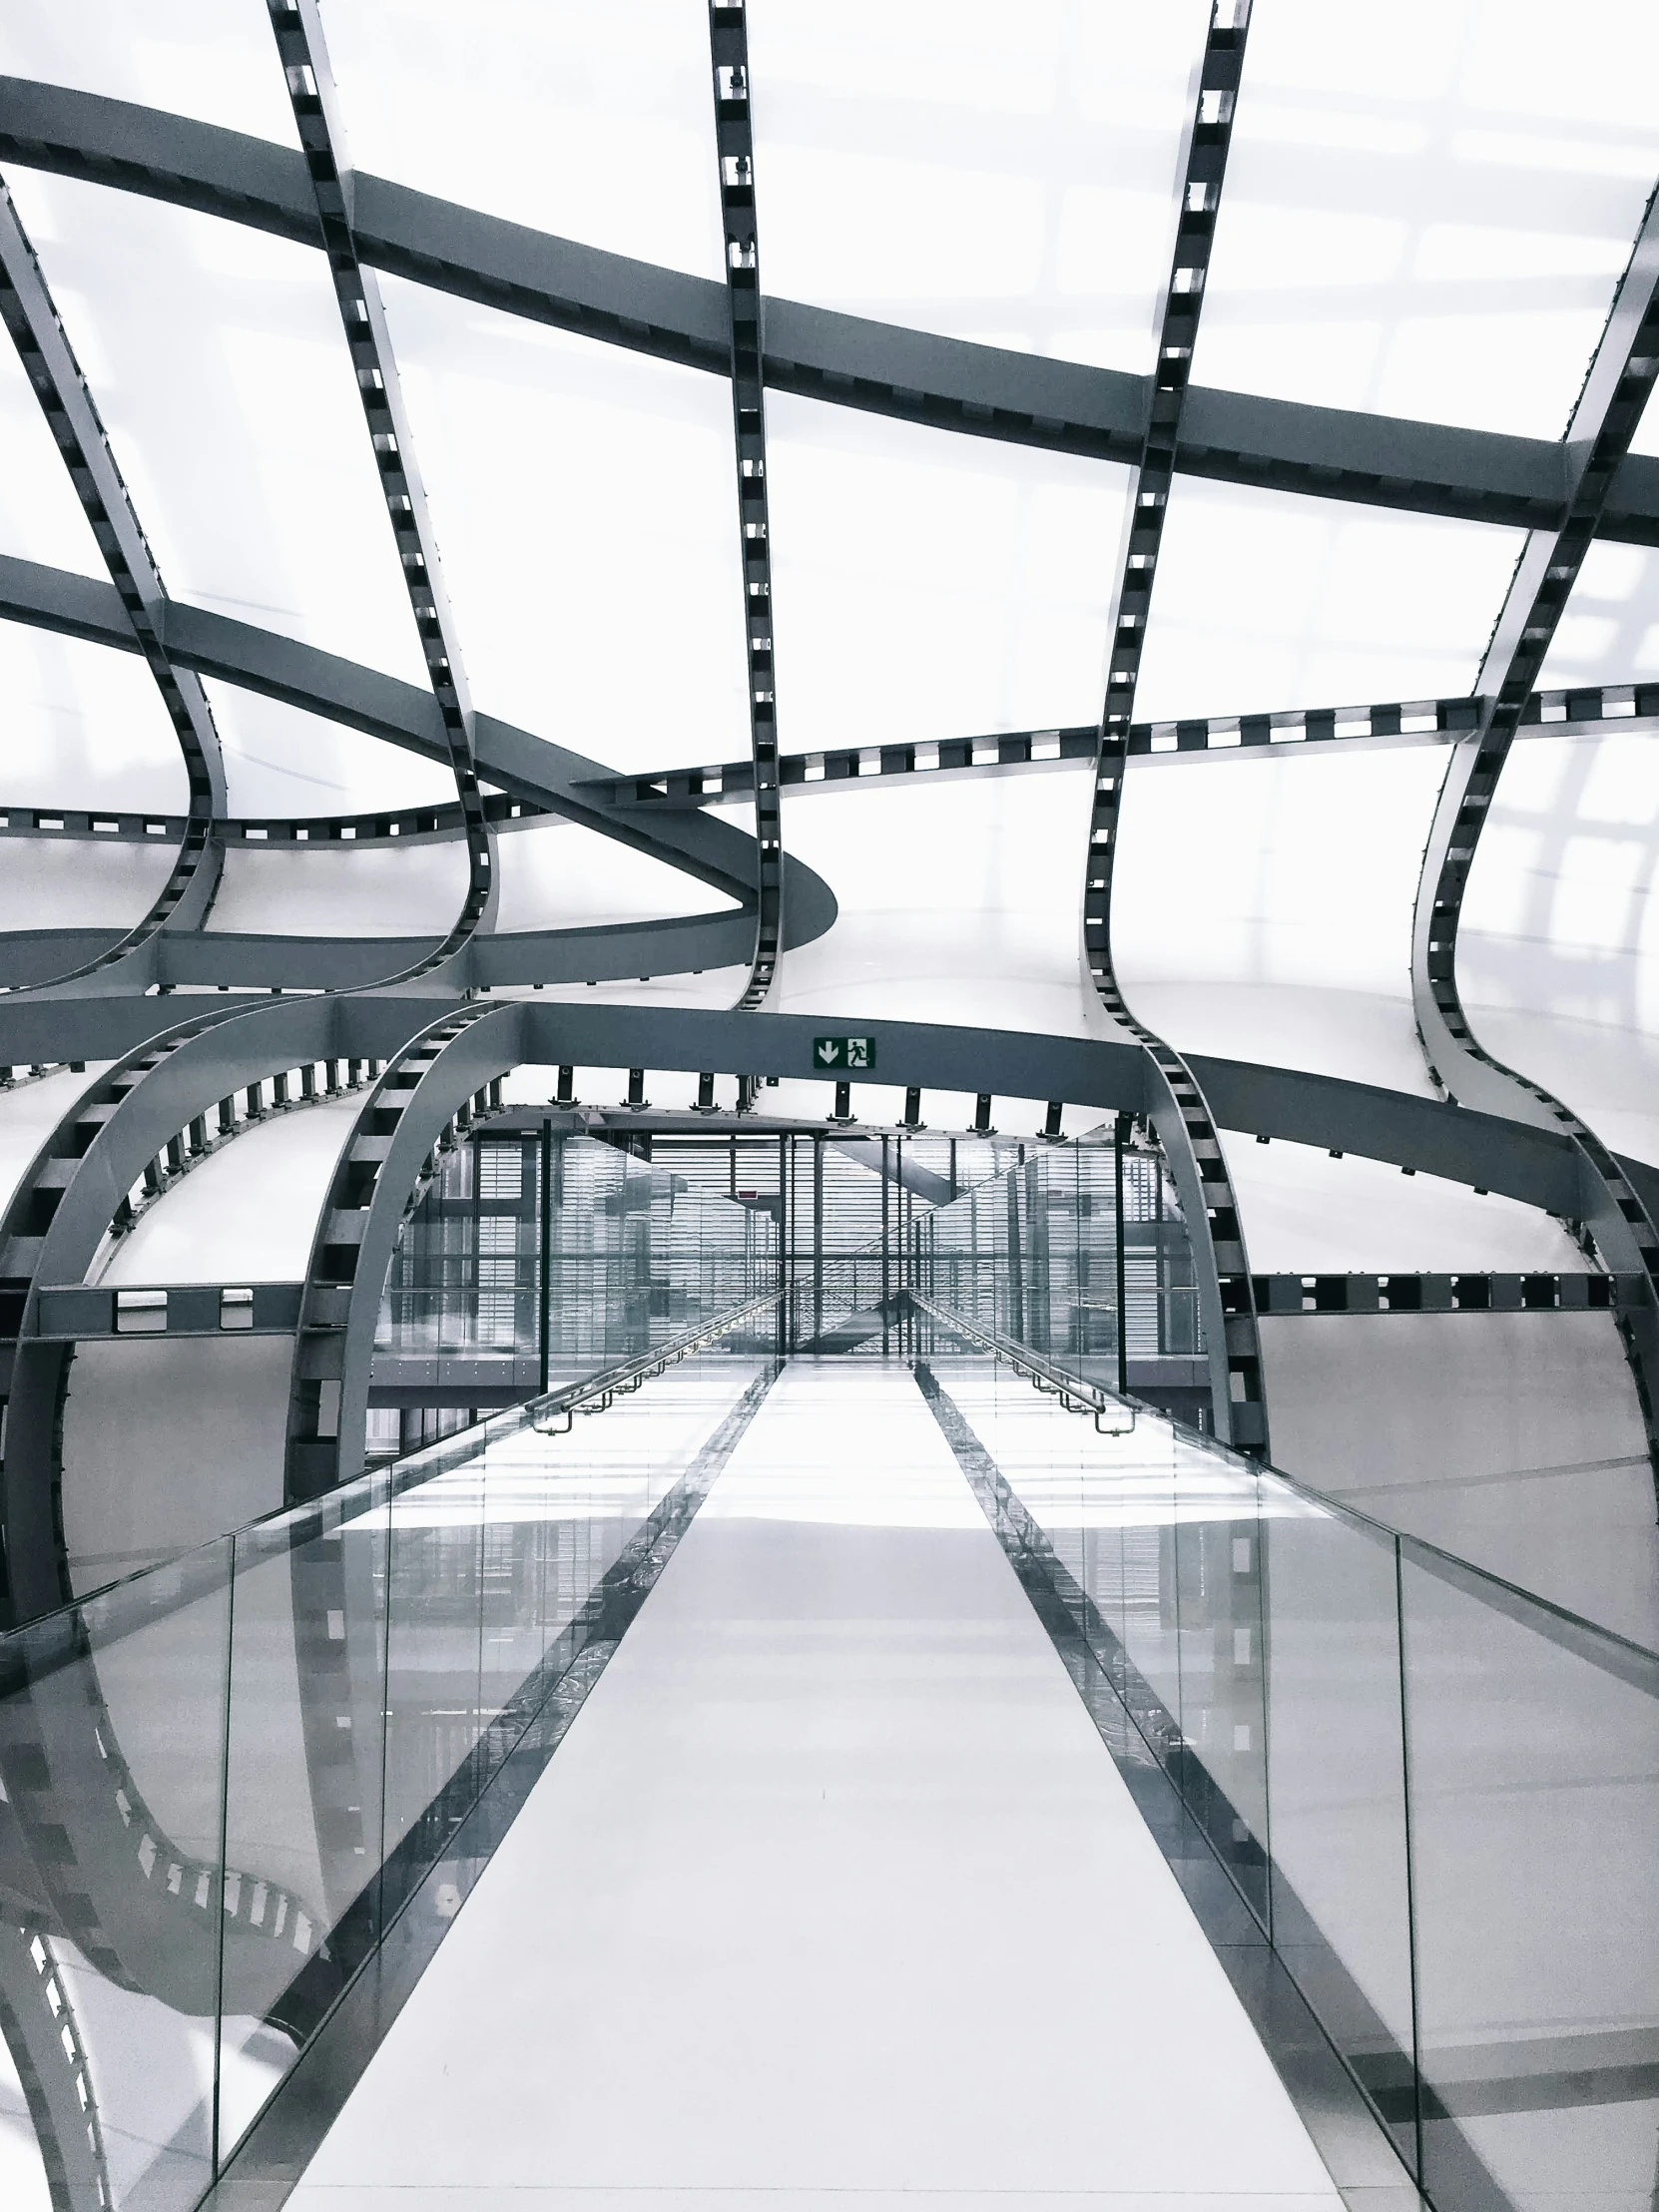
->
xmin=1408 ymin=178 xmax=1659 ymax=1503
xmin=267 ymin=0 xmax=495 ymax=986
xmin=0 ymin=178 xmax=228 ymax=988
xmin=1080 ymin=2 xmax=1269 ymax=1456
xmin=708 ymin=0 xmax=784 ymax=1011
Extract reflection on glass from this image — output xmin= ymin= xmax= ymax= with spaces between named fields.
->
xmin=920 ymin=1332 xmax=1659 ymax=2210
xmin=0 ymin=1313 xmax=768 ymax=2208
xmin=0 ymin=1543 xmax=232 ymax=2212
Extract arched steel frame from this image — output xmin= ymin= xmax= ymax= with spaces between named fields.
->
xmin=1409 ymin=184 xmax=1659 ymax=1494
xmin=1081 ymin=2 xmax=1268 ymax=1452
xmin=0 ymin=176 xmax=226 ymax=994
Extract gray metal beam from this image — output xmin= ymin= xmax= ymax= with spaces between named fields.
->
xmin=0 ymin=553 xmax=838 ymax=940
xmin=0 ymin=174 xmax=225 ymax=991
xmin=1081 ymin=2 xmax=1266 ymax=1453
xmin=13 ymin=77 xmax=1659 ymax=543
xmin=267 ymin=0 xmax=493 ymax=984
xmin=708 ymin=4 xmax=783 ymax=1008
xmin=1409 ymin=179 xmax=1659 ymax=1495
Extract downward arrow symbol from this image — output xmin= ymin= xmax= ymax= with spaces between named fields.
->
xmin=816 ymin=1042 xmax=836 ymax=1064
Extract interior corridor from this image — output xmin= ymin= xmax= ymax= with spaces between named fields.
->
xmin=285 ymin=1362 xmax=1341 ymax=2212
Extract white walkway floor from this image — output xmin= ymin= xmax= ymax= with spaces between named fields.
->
xmin=287 ymin=1362 xmax=1341 ymax=2212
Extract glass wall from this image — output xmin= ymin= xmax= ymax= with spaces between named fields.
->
xmin=375 ymin=1130 xmax=779 ymax=1405
xmin=917 ymin=1134 xmax=1204 ymax=1388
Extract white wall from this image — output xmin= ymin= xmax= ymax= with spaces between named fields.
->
xmin=1225 ymin=1136 xmax=1589 ymax=1276
xmin=1261 ymin=1312 xmax=1659 ymax=1648
xmin=1113 ymin=742 xmax=1445 ymax=1094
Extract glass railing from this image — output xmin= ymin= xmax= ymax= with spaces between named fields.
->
xmin=917 ymin=1345 xmax=1659 ymax=2212
xmin=0 ymin=1303 xmax=778 ymax=2212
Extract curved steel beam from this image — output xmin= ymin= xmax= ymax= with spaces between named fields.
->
xmin=0 ymin=174 xmax=225 ymax=997
xmin=1081 ymin=3 xmax=1267 ymax=1452
xmin=707 ymin=3 xmax=784 ymax=1008
xmin=288 ymin=1004 xmax=501 ymax=1497
xmin=11 ymin=76 xmax=1659 ymax=541
xmin=0 ymin=995 xmax=422 ymax=1622
xmin=0 ymin=555 xmax=838 ymax=949
xmin=1410 ymin=181 xmax=1659 ymax=1494
xmin=0 ymin=907 xmax=759 ymax=996
xmin=267 ymin=0 xmax=494 ymax=987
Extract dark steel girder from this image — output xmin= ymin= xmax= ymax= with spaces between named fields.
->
xmin=1080 ymin=3 xmax=1268 ymax=1456
xmin=0 ymin=553 xmax=838 ymax=946
xmin=1409 ymin=178 xmax=1659 ymax=1499
xmin=708 ymin=3 xmax=784 ymax=1009
xmin=266 ymin=0 xmax=495 ymax=983
xmin=0 ymin=173 xmax=226 ymax=993
xmin=12 ymin=76 xmax=1659 ymax=543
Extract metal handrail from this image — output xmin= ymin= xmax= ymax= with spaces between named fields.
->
xmin=905 ymin=1288 xmax=1136 ymax=1434
xmin=528 ymin=1291 xmax=782 ymax=1433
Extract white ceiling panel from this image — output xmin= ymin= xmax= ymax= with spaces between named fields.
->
xmin=5 ymin=172 xmax=429 ymax=688
xmin=1195 ymin=0 xmax=1659 ymax=438
xmin=492 ymin=820 xmax=737 ymax=935
xmin=0 ymin=0 xmax=299 ymax=145
xmin=1113 ymin=743 xmax=1446 ymax=1093
xmin=0 ymin=620 xmax=187 ymax=810
xmin=1226 ymin=1137 xmax=1587 ymax=1274
xmin=1461 ymin=724 xmax=1659 ymax=1159
xmin=1535 ymin=541 xmax=1659 ymax=692
xmin=321 ymin=0 xmax=724 ymax=280
xmin=748 ymin=0 xmax=1209 ymax=372
xmin=205 ymin=681 xmax=457 ymax=819
xmin=773 ymin=770 xmax=1109 ymax=1043
xmin=1136 ymin=478 xmax=1523 ymax=723
xmin=376 ymin=276 xmax=749 ymax=775
xmin=766 ymin=393 xmax=1127 ymax=752
xmin=207 ymin=840 xmax=470 ymax=938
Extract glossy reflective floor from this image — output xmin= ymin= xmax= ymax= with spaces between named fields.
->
xmin=286 ymin=1361 xmax=1341 ymax=2212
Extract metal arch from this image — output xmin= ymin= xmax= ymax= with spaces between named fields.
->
xmin=0 ymin=556 xmax=840 ymax=947
xmin=1080 ymin=3 xmax=1267 ymax=1453
xmin=266 ymin=0 xmax=495 ymax=985
xmin=0 ymin=996 xmax=422 ymax=1623
xmin=0 ymin=176 xmax=226 ymax=996
xmin=708 ymin=2 xmax=785 ymax=1010
xmin=1409 ymin=182 xmax=1659 ymax=1497
xmin=20 ymin=76 xmax=1659 ymax=545
xmin=284 ymin=1004 xmax=500 ymax=1500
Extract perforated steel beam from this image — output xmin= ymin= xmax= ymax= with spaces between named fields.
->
xmin=1409 ymin=179 xmax=1659 ymax=1494
xmin=708 ymin=2 xmax=784 ymax=1008
xmin=15 ymin=78 xmax=1659 ymax=543
xmin=0 ymin=175 xmax=225 ymax=990
xmin=1081 ymin=2 xmax=1267 ymax=1452
xmin=267 ymin=0 xmax=494 ymax=983
xmin=0 ymin=553 xmax=839 ymax=948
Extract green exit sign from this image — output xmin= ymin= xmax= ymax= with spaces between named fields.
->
xmin=813 ymin=1035 xmax=875 ymax=1071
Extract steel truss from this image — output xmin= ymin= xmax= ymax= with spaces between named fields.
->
xmin=268 ymin=0 xmax=495 ymax=983
xmin=0 ymin=176 xmax=226 ymax=991
xmin=1410 ymin=182 xmax=1659 ymax=1495
xmin=1081 ymin=2 xmax=1268 ymax=1454
xmin=12 ymin=75 xmax=1659 ymax=545
xmin=709 ymin=1 xmax=784 ymax=1008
